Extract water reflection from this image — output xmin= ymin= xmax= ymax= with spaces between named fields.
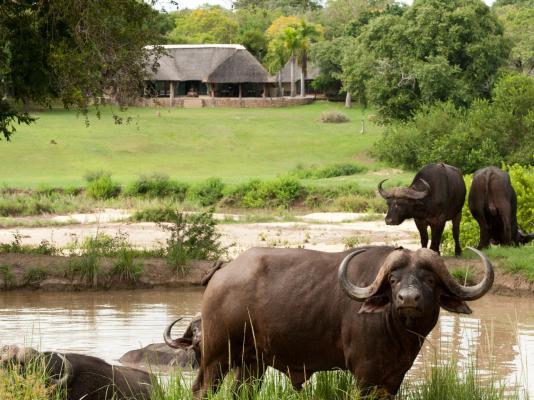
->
xmin=0 ymin=290 xmax=532 ymax=395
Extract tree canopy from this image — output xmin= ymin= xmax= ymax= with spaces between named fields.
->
xmin=342 ymin=0 xmax=511 ymax=120
xmin=0 ymin=0 xmax=164 ymax=140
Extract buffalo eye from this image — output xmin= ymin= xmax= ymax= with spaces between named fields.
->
xmin=424 ymin=276 xmax=436 ymax=287
xmin=389 ymin=276 xmax=399 ymax=286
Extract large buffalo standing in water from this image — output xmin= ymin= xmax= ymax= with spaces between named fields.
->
xmin=0 ymin=346 xmax=153 ymax=400
xmin=193 ymin=245 xmax=493 ymax=398
xmin=469 ymin=166 xmax=534 ymax=248
xmin=379 ymin=163 xmax=466 ymax=255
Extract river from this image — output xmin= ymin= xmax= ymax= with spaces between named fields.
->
xmin=0 ymin=289 xmax=533 ymax=396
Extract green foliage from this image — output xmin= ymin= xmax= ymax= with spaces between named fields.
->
xmin=450 ymin=266 xmax=476 ymax=286
xmin=84 ymin=171 xmax=121 ymax=200
xmin=167 ymin=6 xmax=238 ymax=44
xmin=320 ymin=110 xmax=350 ymax=123
xmin=189 ymin=177 xmax=225 ymax=207
xmin=111 ymin=249 xmax=143 ymax=283
xmin=342 ymin=0 xmax=510 ymax=121
xmin=442 ymin=165 xmax=533 ymax=254
xmin=343 ymin=235 xmax=361 ymax=249
xmin=161 ymin=210 xmax=225 ymax=274
xmin=238 ymin=176 xmax=304 ymax=209
xmin=0 ymin=0 xmax=165 ymax=139
xmin=131 ymin=206 xmax=178 ymax=223
xmin=483 ymin=245 xmax=534 ymax=281
xmin=125 ymin=174 xmax=189 ymax=200
xmin=373 ymin=74 xmax=534 ymax=172
xmin=23 ymin=268 xmax=48 ymax=285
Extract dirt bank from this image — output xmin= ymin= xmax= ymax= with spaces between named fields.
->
xmin=0 ymin=253 xmax=214 ymax=291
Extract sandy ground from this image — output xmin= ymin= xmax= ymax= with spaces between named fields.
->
xmin=0 ymin=210 xmax=420 ymax=257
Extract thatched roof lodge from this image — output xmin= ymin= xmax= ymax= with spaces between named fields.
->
xmin=145 ymin=44 xmax=274 ymax=100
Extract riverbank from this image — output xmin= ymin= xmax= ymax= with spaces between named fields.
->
xmin=0 ymin=251 xmax=533 ymax=297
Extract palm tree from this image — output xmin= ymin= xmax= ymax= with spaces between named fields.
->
xmin=280 ymin=26 xmax=302 ymax=97
xmin=295 ymin=21 xmax=321 ymax=97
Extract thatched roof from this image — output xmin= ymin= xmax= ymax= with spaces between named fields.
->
xmin=148 ymin=44 xmax=272 ymax=83
xmin=279 ymin=61 xmax=321 ymax=83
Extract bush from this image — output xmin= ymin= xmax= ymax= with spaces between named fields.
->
xmin=125 ymin=174 xmax=189 ymax=200
xmin=291 ymin=163 xmax=366 ymax=179
xmin=161 ymin=210 xmax=226 ymax=274
xmin=373 ymin=74 xmax=534 ymax=173
xmin=84 ymin=171 xmax=120 ymax=200
xmin=131 ymin=206 xmax=177 ymax=222
xmin=189 ymin=177 xmax=225 ymax=206
xmin=241 ymin=176 xmax=304 ymax=209
xmin=320 ymin=110 xmax=350 ymax=123
xmin=23 ymin=268 xmax=48 ymax=285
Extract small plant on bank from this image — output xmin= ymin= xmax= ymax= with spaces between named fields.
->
xmin=343 ymin=235 xmax=361 ymax=250
xmin=84 ymin=171 xmax=121 ymax=200
xmin=23 ymin=268 xmax=48 ymax=285
xmin=111 ymin=248 xmax=143 ymax=283
xmin=291 ymin=163 xmax=366 ymax=179
xmin=131 ymin=206 xmax=177 ymax=222
xmin=161 ymin=210 xmax=226 ymax=275
xmin=320 ymin=110 xmax=350 ymax=123
xmin=0 ymin=234 xmax=59 ymax=256
xmin=450 ymin=266 xmax=475 ymax=286
xmin=0 ymin=265 xmax=14 ymax=289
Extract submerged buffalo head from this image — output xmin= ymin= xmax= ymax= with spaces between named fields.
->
xmin=517 ymin=223 xmax=534 ymax=245
xmin=338 ymin=247 xmax=493 ymax=327
xmin=1 ymin=345 xmax=71 ymax=386
xmin=164 ymin=314 xmax=202 ymax=362
xmin=378 ymin=179 xmax=431 ymax=225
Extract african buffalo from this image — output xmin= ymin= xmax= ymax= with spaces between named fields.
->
xmin=469 ymin=166 xmax=534 ymax=249
xmin=119 ymin=342 xmax=198 ymax=369
xmin=379 ymin=163 xmax=466 ymax=255
xmin=164 ymin=313 xmax=202 ymax=365
xmin=193 ymin=245 xmax=493 ymax=397
xmin=0 ymin=345 xmax=153 ymax=400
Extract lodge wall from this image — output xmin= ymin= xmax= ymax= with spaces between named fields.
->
xmin=135 ymin=96 xmax=314 ymax=108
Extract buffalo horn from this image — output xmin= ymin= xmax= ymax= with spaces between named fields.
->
xmin=163 ymin=318 xmax=184 ymax=349
xmin=378 ymin=179 xmax=391 ymax=199
xmin=338 ymin=248 xmax=397 ymax=301
xmin=432 ymin=247 xmax=494 ymax=301
xmin=406 ymin=179 xmax=431 ymax=200
xmin=51 ymin=353 xmax=71 ymax=387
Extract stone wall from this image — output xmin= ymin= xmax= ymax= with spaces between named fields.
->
xmin=134 ymin=96 xmax=314 ymax=108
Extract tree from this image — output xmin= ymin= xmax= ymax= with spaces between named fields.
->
xmin=233 ymin=0 xmax=321 ymax=13
xmin=342 ymin=0 xmax=511 ymax=121
xmin=0 ymin=0 xmax=164 ymax=141
xmin=494 ymin=2 xmax=534 ymax=74
xmin=295 ymin=20 xmax=323 ymax=97
xmin=235 ymin=7 xmax=274 ymax=60
xmin=167 ymin=6 xmax=238 ymax=44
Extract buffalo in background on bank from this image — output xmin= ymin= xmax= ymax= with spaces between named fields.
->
xmin=119 ymin=342 xmax=198 ymax=370
xmin=193 ymin=245 xmax=493 ymax=397
xmin=469 ymin=166 xmax=534 ymax=249
xmin=379 ymin=163 xmax=466 ymax=255
xmin=0 ymin=345 xmax=153 ymax=400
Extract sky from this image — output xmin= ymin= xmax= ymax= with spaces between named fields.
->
xmin=156 ymin=0 xmax=495 ymax=11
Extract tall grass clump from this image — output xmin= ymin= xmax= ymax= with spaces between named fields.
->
xmin=84 ymin=171 xmax=121 ymax=200
xmin=161 ymin=210 xmax=226 ymax=274
xmin=125 ymin=174 xmax=189 ymax=201
xmin=189 ymin=177 xmax=225 ymax=207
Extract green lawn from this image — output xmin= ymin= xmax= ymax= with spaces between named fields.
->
xmin=1 ymin=102 xmax=412 ymax=189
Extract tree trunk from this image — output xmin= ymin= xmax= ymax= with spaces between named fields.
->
xmin=300 ymin=52 xmax=307 ymax=97
xmin=277 ymin=72 xmax=283 ymax=96
xmin=345 ymin=92 xmax=352 ymax=108
xmin=290 ymin=56 xmax=296 ymax=97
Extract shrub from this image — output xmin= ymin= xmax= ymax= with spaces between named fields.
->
xmin=131 ymin=206 xmax=177 ymax=222
xmin=241 ymin=176 xmax=304 ymax=209
xmin=320 ymin=110 xmax=350 ymax=123
xmin=125 ymin=174 xmax=189 ymax=200
xmin=372 ymin=74 xmax=534 ymax=173
xmin=161 ymin=210 xmax=226 ymax=274
xmin=111 ymin=249 xmax=143 ymax=283
xmin=189 ymin=177 xmax=225 ymax=207
xmin=291 ymin=163 xmax=366 ymax=179
xmin=0 ymin=265 xmax=14 ymax=288
xmin=84 ymin=171 xmax=120 ymax=200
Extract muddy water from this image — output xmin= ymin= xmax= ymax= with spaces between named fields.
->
xmin=0 ymin=290 xmax=533 ymax=395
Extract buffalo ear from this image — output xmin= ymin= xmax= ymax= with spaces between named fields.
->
xmin=439 ymin=294 xmax=472 ymax=314
xmin=359 ymin=295 xmax=390 ymax=314
xmin=174 ymin=338 xmax=193 ymax=349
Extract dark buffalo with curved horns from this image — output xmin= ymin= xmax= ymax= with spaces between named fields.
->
xmin=469 ymin=166 xmax=534 ymax=249
xmin=0 ymin=345 xmax=153 ymax=400
xmin=379 ymin=163 xmax=466 ymax=255
xmin=193 ymin=245 xmax=493 ymax=397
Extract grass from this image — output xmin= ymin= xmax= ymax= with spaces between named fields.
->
xmin=0 ymin=103 xmax=412 ymax=190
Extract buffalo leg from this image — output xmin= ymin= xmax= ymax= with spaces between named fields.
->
xmin=452 ymin=212 xmax=462 ymax=256
xmin=472 ymin=211 xmax=491 ymax=249
xmin=429 ymin=222 xmax=446 ymax=254
xmin=415 ymin=219 xmax=429 ymax=248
